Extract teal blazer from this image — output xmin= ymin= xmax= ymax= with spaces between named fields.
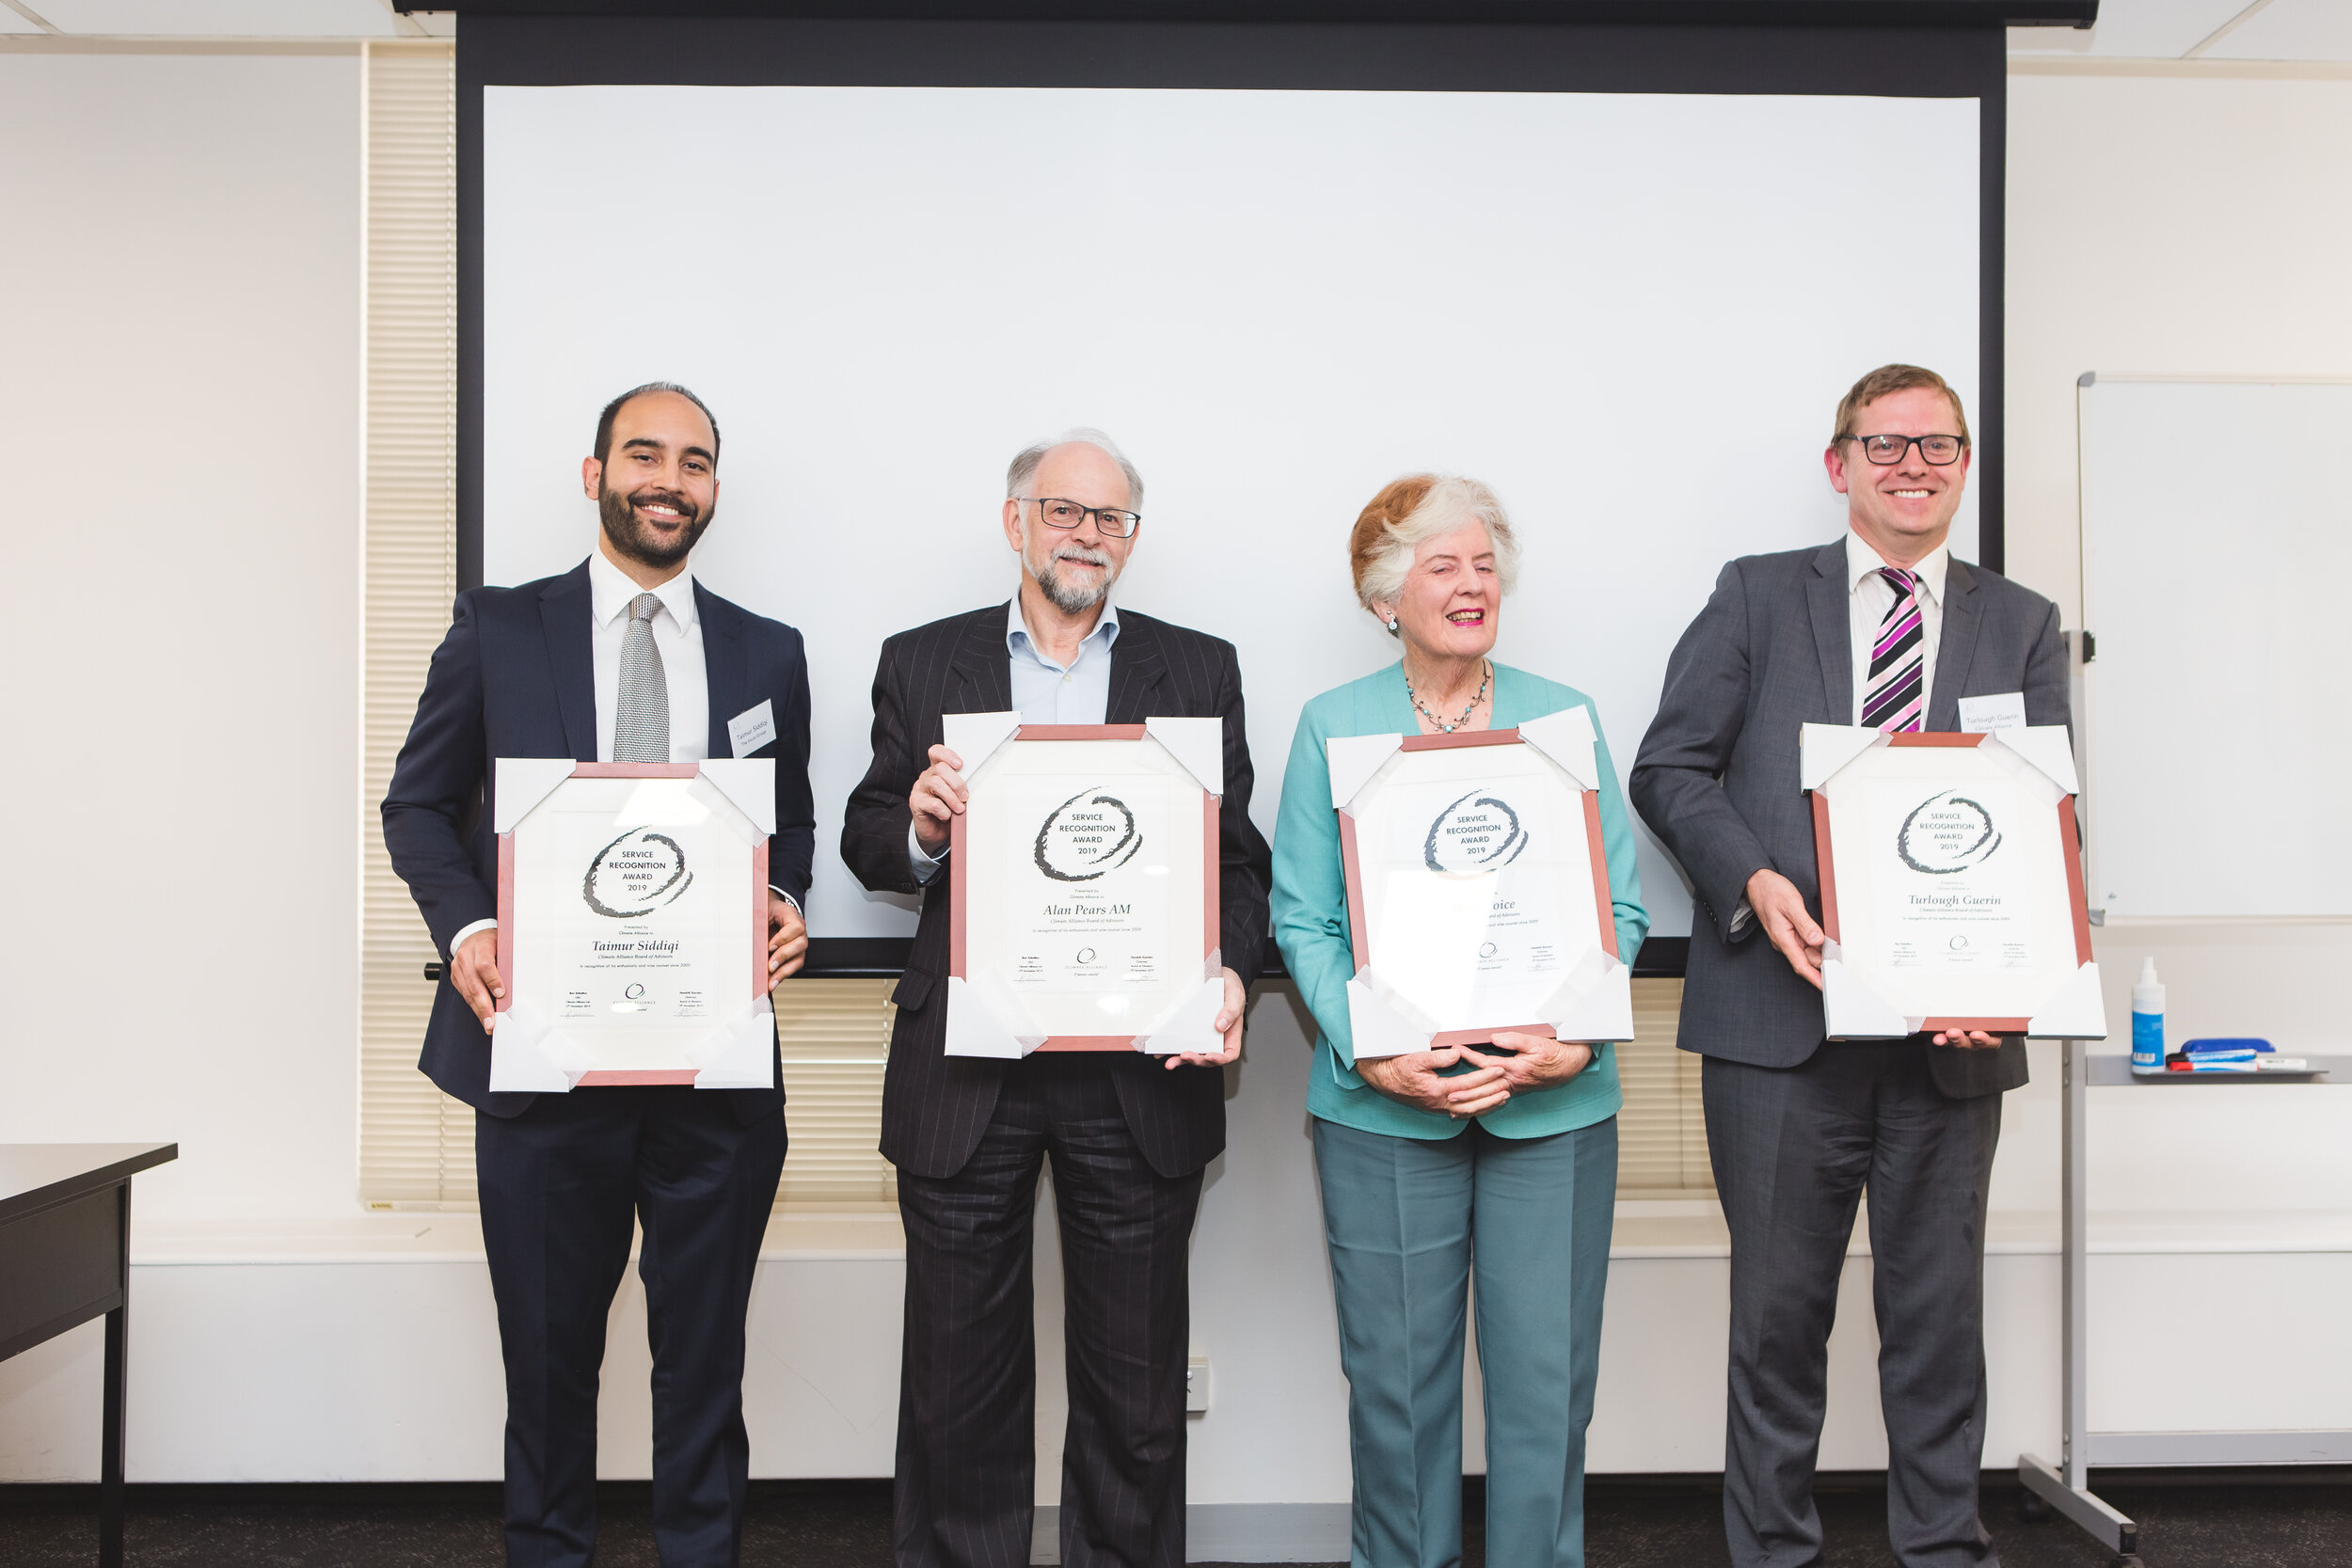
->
xmin=1271 ymin=663 xmax=1649 ymax=1140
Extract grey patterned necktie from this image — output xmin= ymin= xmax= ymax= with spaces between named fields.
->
xmin=612 ymin=592 xmax=671 ymax=763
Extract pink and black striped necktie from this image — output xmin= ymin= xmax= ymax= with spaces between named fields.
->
xmin=1860 ymin=567 xmax=1926 ymax=732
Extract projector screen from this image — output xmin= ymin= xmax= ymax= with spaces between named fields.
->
xmin=464 ymin=17 xmax=1999 ymax=963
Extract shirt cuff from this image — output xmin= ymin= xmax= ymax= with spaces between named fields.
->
xmin=1727 ymin=897 xmax=1754 ymax=937
xmin=908 ymin=821 xmax=946 ymax=885
xmin=449 ymin=917 xmax=498 ymax=959
xmin=768 ymin=886 xmax=800 ymax=914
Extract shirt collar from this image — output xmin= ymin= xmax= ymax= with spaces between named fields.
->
xmin=1845 ymin=530 xmax=1948 ymax=606
xmin=1006 ymin=594 xmax=1120 ymax=664
xmin=589 ymin=547 xmax=698 ymax=632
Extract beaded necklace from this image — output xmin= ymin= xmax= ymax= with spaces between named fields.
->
xmin=1403 ymin=658 xmax=1492 ymax=734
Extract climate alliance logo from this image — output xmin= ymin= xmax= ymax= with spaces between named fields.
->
xmin=582 ymin=827 xmax=694 ymax=918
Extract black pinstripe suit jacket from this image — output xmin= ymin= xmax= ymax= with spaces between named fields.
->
xmin=842 ymin=604 xmax=1273 ymax=1180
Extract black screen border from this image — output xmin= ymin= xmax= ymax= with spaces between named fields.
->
xmin=456 ymin=13 xmax=2010 ymax=979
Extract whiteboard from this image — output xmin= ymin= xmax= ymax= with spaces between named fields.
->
xmin=483 ymin=85 xmax=1982 ymax=941
xmin=2081 ymin=377 xmax=2352 ymax=917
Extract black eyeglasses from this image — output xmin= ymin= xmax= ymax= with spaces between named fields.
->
xmin=1024 ymin=497 xmax=1142 ymax=538
xmin=1844 ymin=433 xmax=1967 ymax=466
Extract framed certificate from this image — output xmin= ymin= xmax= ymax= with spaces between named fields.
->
xmin=1803 ymin=724 xmax=2107 ymax=1039
xmin=1327 ymin=706 xmax=1634 ymax=1061
xmin=944 ymin=714 xmax=1229 ymax=1057
xmin=487 ymin=758 xmax=780 ymax=1091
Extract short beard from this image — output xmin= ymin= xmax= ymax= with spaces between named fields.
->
xmin=1028 ymin=533 xmax=1119 ymax=616
xmin=599 ymin=483 xmax=711 ymax=569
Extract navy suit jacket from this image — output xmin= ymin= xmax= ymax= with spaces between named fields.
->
xmin=382 ymin=558 xmax=817 ymax=1121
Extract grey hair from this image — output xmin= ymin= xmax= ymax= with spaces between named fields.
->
xmin=1006 ymin=427 xmax=1145 ymax=512
xmin=1353 ymin=475 xmax=1521 ymax=631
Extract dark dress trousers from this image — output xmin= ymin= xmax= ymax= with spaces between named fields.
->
xmin=382 ymin=558 xmax=816 ymax=1568
xmin=1629 ymin=539 xmax=2067 ymax=1568
xmin=841 ymin=605 xmax=1271 ymax=1568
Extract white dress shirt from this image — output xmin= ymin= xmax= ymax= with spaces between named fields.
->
xmin=908 ymin=595 xmax=1121 ymax=884
xmin=451 ymin=549 xmax=785 ymax=960
xmin=1845 ymin=530 xmax=1949 ymax=727
xmin=1730 ymin=531 xmax=1952 ymax=936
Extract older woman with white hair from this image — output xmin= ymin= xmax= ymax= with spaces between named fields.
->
xmin=1271 ymin=474 xmax=1647 ymax=1568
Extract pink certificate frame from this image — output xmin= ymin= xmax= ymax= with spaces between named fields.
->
xmin=1809 ymin=731 xmax=2092 ymax=1037
xmin=496 ymin=761 xmax=771 ymax=1086
xmin=1335 ymin=727 xmax=1618 ymax=1050
xmin=948 ymin=723 xmax=1221 ymax=1053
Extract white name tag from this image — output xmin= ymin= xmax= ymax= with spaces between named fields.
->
xmin=1957 ymin=691 xmax=2027 ymax=734
xmin=727 ymin=699 xmax=778 ymax=758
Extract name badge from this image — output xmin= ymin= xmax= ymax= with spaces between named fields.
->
xmin=727 ymin=700 xmax=778 ymax=758
xmin=1957 ymin=691 xmax=2027 ymax=734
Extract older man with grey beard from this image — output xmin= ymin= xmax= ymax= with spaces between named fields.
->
xmin=842 ymin=429 xmax=1272 ymax=1568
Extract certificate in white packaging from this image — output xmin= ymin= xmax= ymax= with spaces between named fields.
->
xmin=1804 ymin=726 xmax=2106 ymax=1040
xmin=948 ymin=722 xmax=1222 ymax=1055
xmin=491 ymin=761 xmax=774 ymax=1090
xmin=1331 ymin=716 xmax=1633 ymax=1060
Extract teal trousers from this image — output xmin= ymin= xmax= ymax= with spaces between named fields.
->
xmin=1311 ymin=1115 xmax=1617 ymax=1568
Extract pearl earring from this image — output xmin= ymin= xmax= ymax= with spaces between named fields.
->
xmin=1386 ymin=615 xmax=1400 ymax=632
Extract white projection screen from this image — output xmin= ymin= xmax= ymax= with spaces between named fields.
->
xmin=462 ymin=12 xmax=2005 ymax=964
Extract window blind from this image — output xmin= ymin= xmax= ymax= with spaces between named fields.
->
xmin=1615 ymin=978 xmax=1714 ymax=1195
xmin=774 ymin=979 xmax=898 ymax=1209
xmin=359 ymin=41 xmax=468 ymax=1210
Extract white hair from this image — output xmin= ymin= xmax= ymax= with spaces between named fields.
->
xmin=1005 ymin=427 xmax=1145 ymax=512
xmin=1352 ymin=475 xmax=1521 ymax=628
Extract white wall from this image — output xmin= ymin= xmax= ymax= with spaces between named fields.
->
xmin=4 ymin=46 xmax=2351 ymax=1526
xmin=0 ymin=49 xmax=363 ymax=1216
xmin=2002 ymin=65 xmax=2352 ymax=1440
xmin=2004 ymin=66 xmax=2352 ymax=616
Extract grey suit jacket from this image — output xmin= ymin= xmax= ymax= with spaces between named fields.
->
xmin=1629 ymin=538 xmax=2069 ymax=1097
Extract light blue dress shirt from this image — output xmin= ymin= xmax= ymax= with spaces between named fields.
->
xmin=1006 ymin=594 xmax=1120 ymax=723
xmin=910 ymin=596 xmax=1122 ymax=882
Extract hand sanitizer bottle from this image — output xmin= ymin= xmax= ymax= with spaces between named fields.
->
xmin=2131 ymin=958 xmax=2165 ymax=1071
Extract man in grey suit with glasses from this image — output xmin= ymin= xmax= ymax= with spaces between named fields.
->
xmin=1631 ymin=365 xmax=2068 ymax=1568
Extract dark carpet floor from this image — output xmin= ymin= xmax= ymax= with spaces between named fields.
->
xmin=2 ymin=1471 xmax=2345 ymax=1566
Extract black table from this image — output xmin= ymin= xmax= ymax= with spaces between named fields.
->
xmin=0 ymin=1143 xmax=178 ymax=1567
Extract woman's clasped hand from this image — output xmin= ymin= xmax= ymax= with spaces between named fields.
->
xmin=1356 ymin=1031 xmax=1596 ymax=1118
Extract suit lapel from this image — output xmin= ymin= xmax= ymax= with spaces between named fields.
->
xmin=1926 ymin=558 xmax=1981 ymax=731
xmin=1805 ymin=541 xmax=1852 ymax=724
xmin=1105 ymin=613 xmax=1168 ymax=724
xmin=540 ymin=562 xmax=597 ymax=760
xmin=696 ymin=583 xmax=747 ymax=757
xmin=947 ymin=606 xmax=1014 ymax=715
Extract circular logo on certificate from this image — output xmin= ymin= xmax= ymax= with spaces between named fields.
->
xmin=1896 ymin=789 xmax=2002 ymax=875
xmin=1034 ymin=786 xmax=1143 ymax=882
xmin=582 ymin=826 xmax=694 ymax=918
xmin=1422 ymin=789 xmax=1529 ymax=874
